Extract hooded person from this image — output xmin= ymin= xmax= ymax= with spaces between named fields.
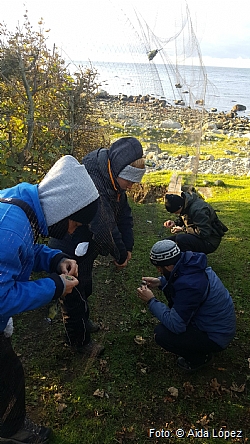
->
xmin=164 ymin=191 xmax=228 ymax=254
xmin=137 ymin=239 xmax=236 ymax=373
xmin=0 ymin=155 xmax=99 ymax=444
xmin=48 ymin=137 xmax=146 ymax=349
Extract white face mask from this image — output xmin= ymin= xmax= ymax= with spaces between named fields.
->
xmin=75 ymin=242 xmax=89 ymax=257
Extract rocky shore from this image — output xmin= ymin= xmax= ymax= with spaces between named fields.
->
xmin=97 ymin=94 xmax=250 ymax=176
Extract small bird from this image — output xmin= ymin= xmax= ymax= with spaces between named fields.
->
xmin=147 ymin=49 xmax=162 ymax=61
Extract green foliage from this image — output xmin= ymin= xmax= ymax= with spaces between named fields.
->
xmin=0 ymin=15 xmax=109 ymax=187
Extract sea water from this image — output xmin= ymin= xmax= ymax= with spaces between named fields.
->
xmin=74 ymin=60 xmax=250 ymax=115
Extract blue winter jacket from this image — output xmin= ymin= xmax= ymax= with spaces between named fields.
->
xmin=148 ymin=251 xmax=236 ymax=348
xmin=0 ymin=183 xmax=65 ymax=332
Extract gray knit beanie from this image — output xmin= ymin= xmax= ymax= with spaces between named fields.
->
xmin=118 ymin=164 xmax=145 ymax=183
xmin=38 ymin=155 xmax=99 ymax=227
xmin=150 ymin=240 xmax=181 ymax=266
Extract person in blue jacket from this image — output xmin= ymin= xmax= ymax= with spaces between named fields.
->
xmin=49 ymin=137 xmax=145 ymax=352
xmin=137 ymin=239 xmax=236 ymax=372
xmin=0 ymin=155 xmax=99 ymax=444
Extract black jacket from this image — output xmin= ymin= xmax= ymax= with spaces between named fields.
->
xmin=175 ymin=192 xmax=226 ymax=248
xmin=82 ymin=137 xmax=143 ymax=264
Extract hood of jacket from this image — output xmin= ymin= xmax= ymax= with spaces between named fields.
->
xmin=181 ymin=191 xmax=200 ymax=212
xmin=38 ymin=155 xmax=99 ymax=227
xmin=172 ymin=250 xmax=208 ymax=278
xmin=108 ymin=137 xmax=143 ymax=178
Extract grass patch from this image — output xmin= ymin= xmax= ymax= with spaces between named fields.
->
xmin=12 ymin=174 xmax=250 ymax=443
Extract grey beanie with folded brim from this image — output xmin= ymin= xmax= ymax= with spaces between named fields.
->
xmin=38 ymin=155 xmax=99 ymax=227
xmin=118 ymin=165 xmax=145 ymax=183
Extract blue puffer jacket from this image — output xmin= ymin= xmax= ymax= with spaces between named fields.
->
xmin=148 ymin=251 xmax=236 ymax=348
xmin=82 ymin=138 xmax=143 ymax=264
xmin=0 ymin=183 xmax=65 ymax=332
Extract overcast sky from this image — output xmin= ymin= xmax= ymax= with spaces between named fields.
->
xmin=1 ymin=0 xmax=250 ymax=68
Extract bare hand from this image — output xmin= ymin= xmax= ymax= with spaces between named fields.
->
xmin=171 ymin=226 xmax=183 ymax=234
xmin=114 ymin=258 xmax=128 ymax=270
xmin=59 ymin=259 xmax=78 ymax=277
xmin=141 ymin=277 xmax=160 ymax=288
xmin=137 ymin=285 xmax=154 ymax=302
xmin=164 ymin=220 xmax=175 ymax=229
xmin=60 ymin=274 xmax=79 ymax=296
xmin=127 ymin=251 xmax=132 ymax=261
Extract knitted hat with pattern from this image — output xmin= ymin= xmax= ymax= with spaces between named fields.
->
xmin=150 ymin=240 xmax=181 ymax=266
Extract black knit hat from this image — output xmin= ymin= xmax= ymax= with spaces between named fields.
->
xmin=165 ymin=193 xmax=184 ymax=213
xmin=68 ymin=198 xmax=99 ymax=224
xmin=48 ymin=199 xmax=99 ymax=240
xmin=150 ymin=240 xmax=181 ymax=266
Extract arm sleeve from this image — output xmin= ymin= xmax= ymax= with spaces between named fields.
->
xmin=0 ymin=239 xmax=64 ymax=321
xmin=148 ymin=298 xmax=187 ymax=333
xmin=90 ymin=194 xmax=132 ymax=264
xmin=116 ymin=195 xmax=134 ymax=252
xmin=33 ymin=244 xmax=66 ymax=273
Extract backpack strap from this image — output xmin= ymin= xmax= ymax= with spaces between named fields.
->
xmin=0 ymin=197 xmax=40 ymax=243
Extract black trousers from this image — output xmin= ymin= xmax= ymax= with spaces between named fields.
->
xmin=0 ymin=334 xmax=25 ymax=437
xmin=154 ymin=323 xmax=223 ymax=365
xmin=167 ymin=233 xmax=219 ymax=254
xmin=60 ymin=240 xmax=100 ymax=347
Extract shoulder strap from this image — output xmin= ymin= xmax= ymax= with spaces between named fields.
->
xmin=0 ymin=197 xmax=40 ymax=243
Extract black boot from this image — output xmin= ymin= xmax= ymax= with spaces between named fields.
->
xmin=0 ymin=418 xmax=52 ymax=443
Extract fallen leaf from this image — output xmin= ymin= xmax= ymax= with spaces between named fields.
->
xmin=210 ymin=378 xmax=221 ymax=394
xmin=54 ymin=393 xmax=64 ymax=402
xmin=56 ymin=403 xmax=67 ymax=412
xmin=168 ymin=386 xmax=178 ymax=398
xmin=134 ymin=335 xmax=146 ymax=345
xmin=230 ymin=382 xmax=245 ymax=393
xmin=93 ymin=389 xmax=105 ymax=398
xmin=196 ymin=414 xmax=209 ymax=427
xmin=183 ymin=381 xmax=194 ymax=397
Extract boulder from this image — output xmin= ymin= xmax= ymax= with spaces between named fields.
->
xmin=202 ymin=122 xmax=217 ymax=131
xmin=144 ymin=143 xmax=161 ymax=154
xmin=159 ymin=119 xmax=182 ymax=129
xmin=231 ymin=104 xmax=246 ymax=112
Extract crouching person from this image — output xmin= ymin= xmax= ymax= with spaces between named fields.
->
xmin=137 ymin=240 xmax=236 ymax=372
xmin=0 ymin=155 xmax=99 ymax=443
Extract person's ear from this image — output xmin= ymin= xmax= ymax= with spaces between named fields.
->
xmin=165 ymin=264 xmax=174 ymax=271
xmin=68 ymin=219 xmax=82 ymax=234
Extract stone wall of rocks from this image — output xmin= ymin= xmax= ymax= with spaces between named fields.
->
xmin=144 ymin=152 xmax=250 ymax=176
